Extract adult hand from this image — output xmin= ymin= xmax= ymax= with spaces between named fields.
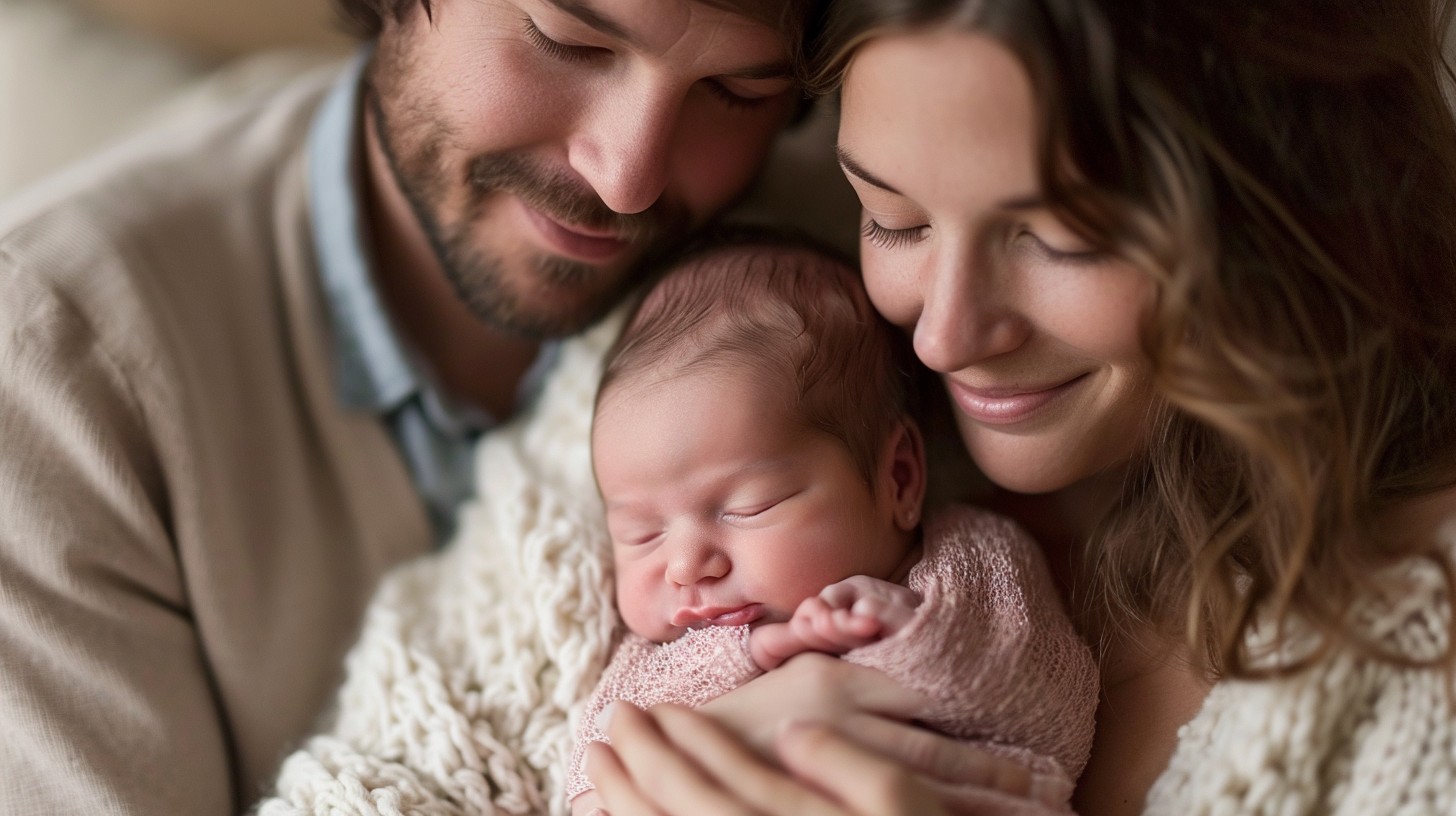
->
xmin=587 ymin=700 xmax=946 ymax=816
xmin=700 ymin=654 xmax=1034 ymax=792
xmin=587 ymin=655 xmax=1067 ymax=814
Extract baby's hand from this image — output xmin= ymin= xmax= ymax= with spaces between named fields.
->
xmin=749 ymin=576 xmax=922 ymax=671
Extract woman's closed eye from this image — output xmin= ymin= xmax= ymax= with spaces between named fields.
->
xmin=862 ymin=217 xmax=929 ymax=250
xmin=1014 ymin=228 xmax=1106 ymax=266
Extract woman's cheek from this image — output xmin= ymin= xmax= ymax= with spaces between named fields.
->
xmin=860 ymin=251 xmax=921 ymax=332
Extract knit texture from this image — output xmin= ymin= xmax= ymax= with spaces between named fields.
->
xmin=1146 ymin=556 xmax=1456 ymax=815
xmin=256 ymin=303 xmax=1456 ymax=814
xmin=564 ymin=505 xmax=1100 ymax=805
xmin=255 ymin=312 xmax=624 ymax=816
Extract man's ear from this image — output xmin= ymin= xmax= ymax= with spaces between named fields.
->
xmin=881 ymin=418 xmax=927 ymax=532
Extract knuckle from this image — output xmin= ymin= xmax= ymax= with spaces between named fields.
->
xmin=787 ymin=652 xmax=842 ymax=688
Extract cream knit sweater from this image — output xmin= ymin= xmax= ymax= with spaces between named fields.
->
xmin=256 ymin=314 xmax=1456 ymax=815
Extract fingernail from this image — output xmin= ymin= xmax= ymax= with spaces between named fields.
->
xmin=594 ymin=702 xmax=616 ymax=734
xmin=586 ymin=809 xmax=610 ymax=816
xmin=1029 ymin=773 xmax=1074 ymax=805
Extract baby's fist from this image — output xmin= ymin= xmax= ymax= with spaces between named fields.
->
xmin=818 ymin=575 xmax=922 ymax=639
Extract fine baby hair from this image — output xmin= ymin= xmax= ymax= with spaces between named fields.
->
xmin=596 ymin=224 xmax=921 ymax=486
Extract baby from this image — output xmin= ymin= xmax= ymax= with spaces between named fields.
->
xmin=568 ymin=229 xmax=1098 ymax=814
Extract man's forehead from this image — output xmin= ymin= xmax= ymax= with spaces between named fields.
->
xmin=696 ymin=0 xmax=804 ymax=27
xmin=542 ymin=0 xmax=796 ymax=75
xmin=543 ymin=0 xmax=802 ymax=38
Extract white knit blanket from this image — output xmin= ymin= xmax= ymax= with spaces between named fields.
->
xmin=256 ymin=313 xmax=624 ymax=816
xmin=257 ymin=308 xmax=1456 ymax=814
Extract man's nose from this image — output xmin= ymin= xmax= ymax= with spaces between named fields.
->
xmin=567 ymin=74 xmax=680 ymax=215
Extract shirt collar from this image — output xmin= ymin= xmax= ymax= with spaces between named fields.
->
xmin=306 ymin=50 xmax=562 ymax=428
xmin=307 ymin=48 xmax=417 ymax=413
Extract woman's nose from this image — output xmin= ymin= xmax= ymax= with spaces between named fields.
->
xmin=912 ymin=245 xmax=1030 ymax=372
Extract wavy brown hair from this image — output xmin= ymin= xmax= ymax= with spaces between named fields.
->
xmin=813 ymin=0 xmax=1456 ymax=678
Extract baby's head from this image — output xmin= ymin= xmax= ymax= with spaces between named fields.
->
xmin=592 ymin=228 xmax=927 ymax=643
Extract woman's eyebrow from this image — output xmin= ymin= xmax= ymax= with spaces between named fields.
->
xmin=543 ymin=0 xmax=637 ymax=46
xmin=836 ymin=146 xmax=900 ymax=194
xmin=838 ymin=146 xmax=1047 ymax=211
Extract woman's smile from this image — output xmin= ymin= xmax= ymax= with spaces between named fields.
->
xmin=945 ymin=373 xmax=1090 ymax=425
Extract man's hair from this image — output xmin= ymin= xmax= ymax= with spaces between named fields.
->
xmin=596 ymin=225 xmax=918 ymax=486
xmin=331 ymin=0 xmax=828 ymax=82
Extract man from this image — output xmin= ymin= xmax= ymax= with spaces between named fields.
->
xmin=0 ymin=0 xmax=816 ymax=811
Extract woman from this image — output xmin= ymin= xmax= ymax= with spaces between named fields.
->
xmin=586 ymin=0 xmax=1456 ymax=813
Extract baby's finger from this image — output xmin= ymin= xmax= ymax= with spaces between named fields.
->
xmin=830 ymin=609 xmax=882 ymax=644
xmin=791 ymin=607 xmax=840 ymax=652
xmin=810 ymin=607 xmax=874 ymax=649
xmin=849 ymin=595 xmax=886 ymax=621
xmin=818 ymin=580 xmax=863 ymax=610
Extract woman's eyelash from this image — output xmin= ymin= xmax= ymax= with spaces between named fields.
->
xmin=522 ymin=18 xmax=598 ymax=64
xmin=861 ymin=218 xmax=927 ymax=249
xmin=1018 ymin=230 xmax=1106 ymax=266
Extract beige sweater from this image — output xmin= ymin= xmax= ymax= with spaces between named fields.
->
xmin=0 ymin=65 xmax=433 ymax=813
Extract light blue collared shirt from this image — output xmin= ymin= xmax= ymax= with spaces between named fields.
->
xmin=306 ymin=51 xmax=558 ymax=541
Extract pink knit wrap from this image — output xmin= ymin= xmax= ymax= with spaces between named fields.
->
xmin=567 ymin=505 xmax=1099 ymax=810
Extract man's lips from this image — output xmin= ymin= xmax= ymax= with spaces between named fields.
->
xmin=518 ymin=199 xmax=629 ymax=263
xmin=671 ymin=603 xmax=765 ymax=629
xmin=947 ymin=374 xmax=1090 ymax=425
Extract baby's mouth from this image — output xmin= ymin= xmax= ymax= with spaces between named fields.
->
xmin=672 ymin=603 xmax=765 ymax=629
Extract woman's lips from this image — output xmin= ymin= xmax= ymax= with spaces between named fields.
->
xmin=671 ymin=603 xmax=765 ymax=629
xmin=947 ymin=374 xmax=1089 ymax=425
xmin=518 ymin=199 xmax=628 ymax=262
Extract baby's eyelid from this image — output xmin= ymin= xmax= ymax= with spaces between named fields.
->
xmin=723 ymin=488 xmax=804 ymax=520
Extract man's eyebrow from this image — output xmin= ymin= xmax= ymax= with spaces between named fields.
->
xmin=836 ymin=147 xmax=900 ymax=194
xmin=542 ymin=0 xmax=639 ymax=47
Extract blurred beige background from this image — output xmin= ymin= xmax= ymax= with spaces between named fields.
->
xmin=0 ymin=0 xmax=350 ymax=198
xmin=73 ymin=0 xmax=350 ymax=58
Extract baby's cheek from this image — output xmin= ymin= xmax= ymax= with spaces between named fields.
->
xmin=613 ymin=571 xmax=646 ymax=621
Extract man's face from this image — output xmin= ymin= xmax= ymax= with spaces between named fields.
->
xmin=369 ymin=0 xmax=799 ymax=338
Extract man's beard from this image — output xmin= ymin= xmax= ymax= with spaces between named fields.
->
xmin=365 ymin=82 xmax=691 ymax=339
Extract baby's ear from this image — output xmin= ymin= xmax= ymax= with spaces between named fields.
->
xmin=883 ymin=418 xmax=927 ymax=532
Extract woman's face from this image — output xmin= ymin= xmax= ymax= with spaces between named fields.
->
xmin=839 ymin=30 xmax=1157 ymax=494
